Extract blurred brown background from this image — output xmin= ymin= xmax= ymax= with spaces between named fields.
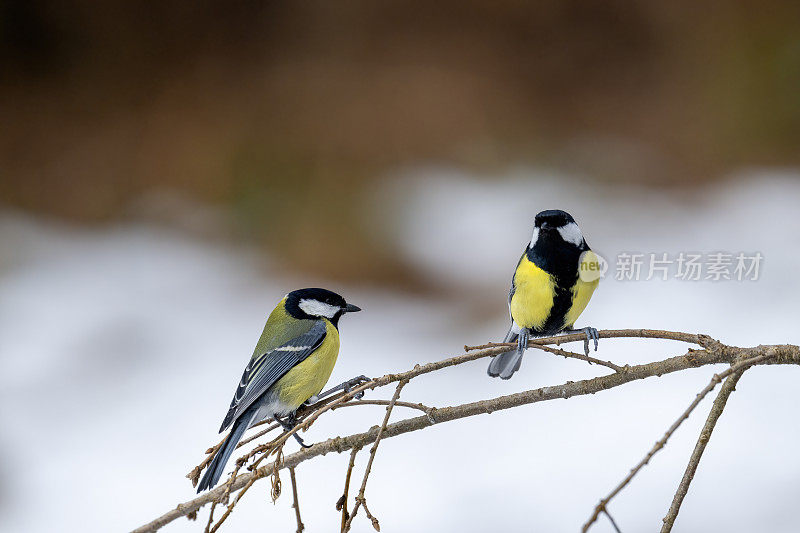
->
xmin=2 ymin=0 xmax=799 ymax=282
xmin=3 ymin=6 xmax=800 ymax=532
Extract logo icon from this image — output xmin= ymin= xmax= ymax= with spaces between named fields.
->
xmin=579 ymin=250 xmax=608 ymax=282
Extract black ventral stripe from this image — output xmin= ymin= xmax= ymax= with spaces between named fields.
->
xmin=526 ymin=234 xmax=585 ymax=335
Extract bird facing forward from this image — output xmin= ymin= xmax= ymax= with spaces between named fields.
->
xmin=197 ymin=288 xmax=366 ymax=492
xmin=488 ymin=210 xmax=601 ymax=380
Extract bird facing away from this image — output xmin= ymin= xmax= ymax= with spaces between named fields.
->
xmin=488 ymin=210 xmax=601 ymax=379
xmin=197 ymin=288 xmax=366 ymax=492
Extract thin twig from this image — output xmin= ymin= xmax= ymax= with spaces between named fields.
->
xmin=188 ymin=440 xmax=224 ymax=487
xmin=344 ymin=380 xmax=408 ymax=531
xmin=331 ymin=399 xmax=433 ymax=414
xmin=603 ymin=508 xmax=622 ymax=533
xmin=203 ymin=502 xmax=217 ymax=533
xmin=187 ymin=422 xmax=281 ymax=486
xmin=463 ymin=329 xmax=706 ymax=352
xmin=360 ymin=498 xmax=381 ymax=532
xmin=289 ymin=467 xmax=304 ymax=533
xmin=660 ymin=370 xmax=745 ymax=532
xmin=469 ymin=340 xmax=625 ymax=371
xmin=582 ymin=350 xmax=777 ymax=532
xmin=338 ymin=446 xmax=361 ymax=532
xmin=214 ymin=458 xmax=245 ymax=511
xmin=207 ymin=476 xmax=257 ymax=533
xmin=527 ymin=343 xmax=624 ymax=372
xmin=270 ymin=445 xmax=284 ymax=502
xmin=208 ymin=446 xmax=282 ymax=533
xmin=246 ymin=433 xmax=286 ymax=471
xmin=238 ymin=422 xmax=280 ymax=447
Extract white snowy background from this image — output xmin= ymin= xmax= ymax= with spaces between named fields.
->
xmin=1 ymin=169 xmax=798 ymax=532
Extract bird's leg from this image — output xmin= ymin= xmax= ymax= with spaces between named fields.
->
xmin=314 ymin=375 xmax=371 ymax=401
xmin=517 ymin=328 xmax=530 ymax=354
xmin=563 ymin=327 xmax=599 ymax=356
xmin=274 ymin=412 xmax=312 ymax=449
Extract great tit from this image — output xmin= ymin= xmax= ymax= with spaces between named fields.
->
xmin=197 ymin=288 xmax=365 ymax=492
xmin=488 ymin=210 xmax=600 ymax=380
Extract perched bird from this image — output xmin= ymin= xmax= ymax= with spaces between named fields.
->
xmin=488 ymin=209 xmax=601 ymax=380
xmin=197 ymin=288 xmax=366 ymax=492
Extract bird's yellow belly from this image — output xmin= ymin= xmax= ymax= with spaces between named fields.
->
xmin=564 ymin=277 xmax=598 ymax=328
xmin=510 ymin=253 xmax=599 ymax=331
xmin=275 ymin=321 xmax=340 ymax=410
xmin=509 ymin=256 xmax=556 ymax=330
xmin=564 ymin=251 xmax=600 ymax=328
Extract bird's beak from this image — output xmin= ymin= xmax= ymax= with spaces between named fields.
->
xmin=344 ymin=303 xmax=362 ymax=313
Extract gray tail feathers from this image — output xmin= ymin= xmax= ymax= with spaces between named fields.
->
xmin=487 ymin=348 xmax=524 ymax=379
xmin=487 ymin=326 xmax=525 ymax=379
xmin=197 ymin=411 xmax=253 ymax=492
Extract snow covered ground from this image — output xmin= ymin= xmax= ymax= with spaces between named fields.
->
xmin=1 ymin=168 xmax=798 ymax=532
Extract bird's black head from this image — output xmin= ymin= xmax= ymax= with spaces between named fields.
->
xmin=527 ymin=209 xmax=589 ymax=279
xmin=530 ymin=209 xmax=585 ymax=248
xmin=285 ymin=288 xmax=361 ymax=327
xmin=534 ymin=209 xmax=575 ymax=230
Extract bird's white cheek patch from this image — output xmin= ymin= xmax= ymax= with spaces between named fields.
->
xmin=529 ymin=227 xmax=540 ymax=248
xmin=557 ymin=222 xmax=584 ymax=246
xmin=299 ymin=299 xmax=340 ymax=318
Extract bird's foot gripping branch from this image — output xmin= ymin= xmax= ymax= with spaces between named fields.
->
xmin=133 ymin=330 xmax=800 ymax=533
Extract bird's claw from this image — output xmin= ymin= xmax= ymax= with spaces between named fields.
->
xmin=517 ymin=329 xmax=530 ymax=353
xmin=316 ymin=375 xmax=372 ymax=401
xmin=294 ymin=434 xmax=312 ymax=449
xmin=582 ymin=327 xmax=599 ymax=355
xmin=343 ymin=374 xmax=371 ymax=399
xmin=276 ymin=412 xmax=313 ymax=448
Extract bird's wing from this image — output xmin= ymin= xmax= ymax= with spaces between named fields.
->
xmin=508 ymin=252 xmax=524 ymax=320
xmin=219 ymin=320 xmax=327 ymax=432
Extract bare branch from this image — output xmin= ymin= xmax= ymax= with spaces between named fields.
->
xmin=581 ymin=350 xmax=778 ymax=532
xmin=660 ymin=370 xmax=745 ymax=532
xmin=132 ymin=333 xmax=800 ymax=533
